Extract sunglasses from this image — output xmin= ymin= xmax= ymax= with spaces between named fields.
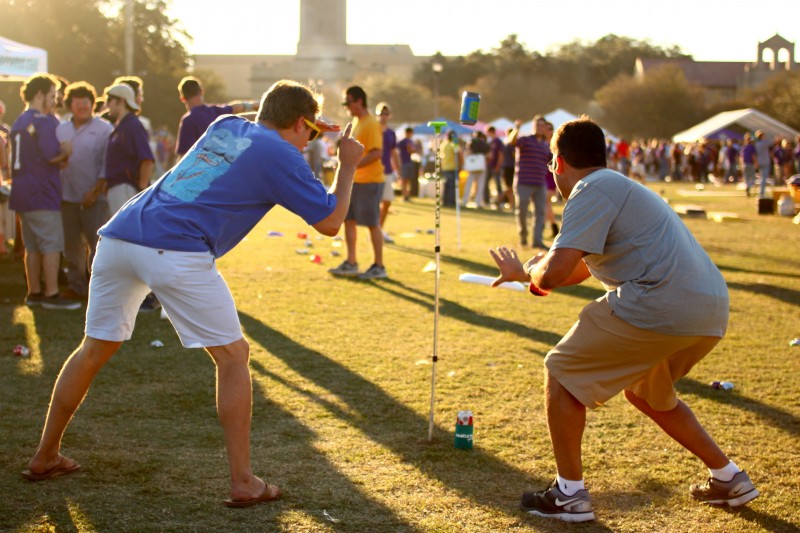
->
xmin=341 ymin=99 xmax=354 ymax=107
xmin=304 ymin=118 xmax=322 ymax=142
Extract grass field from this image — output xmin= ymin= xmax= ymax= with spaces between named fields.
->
xmin=1 ymin=181 xmax=799 ymax=532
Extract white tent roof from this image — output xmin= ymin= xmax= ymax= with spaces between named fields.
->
xmin=673 ymin=108 xmax=799 ymax=142
xmin=518 ymin=108 xmax=579 ymax=135
xmin=0 ymin=36 xmax=47 ymax=81
xmin=488 ymin=117 xmax=514 ymax=132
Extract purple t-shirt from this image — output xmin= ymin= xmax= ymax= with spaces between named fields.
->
xmin=725 ymin=145 xmax=738 ymax=164
xmin=176 ymin=104 xmax=233 ymax=155
xmin=397 ymin=137 xmax=414 ymax=165
xmin=100 ymin=116 xmax=336 ymax=258
xmin=515 ymin=135 xmax=550 ymax=187
xmin=105 ymin=113 xmax=154 ymax=190
xmin=741 ymin=144 xmax=756 ymax=166
xmin=487 ymin=137 xmax=504 ymax=170
xmin=9 ymin=109 xmax=62 ymax=212
xmin=381 ymin=127 xmax=397 ymax=174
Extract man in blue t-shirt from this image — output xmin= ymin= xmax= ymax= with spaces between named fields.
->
xmin=22 ymin=80 xmax=365 ymax=508
xmin=175 ymin=76 xmax=257 ymax=160
xmin=9 ymin=74 xmax=77 ymax=310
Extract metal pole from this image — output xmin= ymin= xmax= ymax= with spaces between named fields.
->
xmin=125 ymin=0 xmax=134 ymax=74
xmin=454 ymin=139 xmax=461 ymax=250
xmin=427 ymin=120 xmax=446 ymax=442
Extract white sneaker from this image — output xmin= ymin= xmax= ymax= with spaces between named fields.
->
xmin=383 ymin=232 xmax=395 ymax=244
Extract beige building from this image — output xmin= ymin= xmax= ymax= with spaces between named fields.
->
xmin=193 ymin=0 xmax=428 ymax=100
xmin=635 ymin=34 xmax=798 ymax=106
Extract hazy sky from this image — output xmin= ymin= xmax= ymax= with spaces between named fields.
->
xmin=166 ymin=0 xmax=798 ymax=62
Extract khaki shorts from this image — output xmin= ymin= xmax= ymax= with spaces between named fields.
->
xmin=545 ymin=298 xmax=720 ymax=411
xmin=20 ymin=210 xmax=64 ymax=254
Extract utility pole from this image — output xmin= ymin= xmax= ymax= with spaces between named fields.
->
xmin=124 ymin=0 xmax=134 ymax=74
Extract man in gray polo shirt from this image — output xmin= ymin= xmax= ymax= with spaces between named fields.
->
xmin=56 ymin=82 xmax=113 ymax=299
xmin=490 ymin=117 xmax=758 ymax=522
xmin=754 ymin=130 xmax=772 ymax=198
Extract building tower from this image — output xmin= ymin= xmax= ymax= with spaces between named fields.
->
xmin=297 ymin=0 xmax=349 ymax=59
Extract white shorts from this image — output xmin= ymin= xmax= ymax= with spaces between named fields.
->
xmin=86 ymin=238 xmax=242 ymax=348
xmin=382 ymin=172 xmax=396 ymax=202
xmin=107 ymin=183 xmax=139 ymax=215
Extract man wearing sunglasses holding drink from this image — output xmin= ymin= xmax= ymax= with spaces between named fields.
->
xmin=22 ymin=80 xmax=364 ymax=508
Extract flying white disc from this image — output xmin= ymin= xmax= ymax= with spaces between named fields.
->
xmin=458 ymin=273 xmax=526 ymax=292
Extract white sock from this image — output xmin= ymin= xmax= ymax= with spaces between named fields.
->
xmin=709 ymin=461 xmax=741 ymax=482
xmin=557 ymin=474 xmax=585 ymax=496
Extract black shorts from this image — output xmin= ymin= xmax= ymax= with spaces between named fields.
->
xmin=346 ymin=182 xmax=382 ymax=227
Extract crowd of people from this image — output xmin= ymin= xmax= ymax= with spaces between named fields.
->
xmin=2 ymin=72 xmax=764 ymax=520
xmin=0 ymin=73 xmax=255 ymax=309
xmin=605 ymin=133 xmax=800 ymax=197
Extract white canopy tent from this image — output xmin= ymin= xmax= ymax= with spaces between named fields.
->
xmin=673 ymin=108 xmax=799 ymax=142
xmin=0 ymin=36 xmax=47 ymax=81
xmin=518 ymin=108 xmax=579 ymax=135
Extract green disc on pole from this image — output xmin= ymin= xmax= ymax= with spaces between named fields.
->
xmin=427 ymin=121 xmax=447 ymax=134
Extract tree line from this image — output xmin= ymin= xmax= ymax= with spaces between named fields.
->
xmin=1 ymin=1 xmax=797 ymax=139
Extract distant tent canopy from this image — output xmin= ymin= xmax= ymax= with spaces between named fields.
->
xmin=0 ymin=36 xmax=48 ymax=81
xmin=672 ymin=108 xmax=799 ymax=143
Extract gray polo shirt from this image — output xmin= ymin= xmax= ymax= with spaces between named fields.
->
xmin=754 ymin=138 xmax=771 ymax=166
xmin=56 ymin=116 xmax=113 ymax=203
xmin=553 ymin=169 xmax=728 ymax=337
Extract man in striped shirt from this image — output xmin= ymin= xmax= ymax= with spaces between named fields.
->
xmin=509 ymin=115 xmax=550 ymax=249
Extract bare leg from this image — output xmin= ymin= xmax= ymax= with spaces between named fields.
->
xmin=344 ymin=220 xmax=357 ymax=265
xmin=27 ymin=337 xmax=121 ymax=473
xmin=368 ymin=225 xmax=383 ymax=266
xmin=42 ymin=251 xmax=61 ymax=296
xmin=379 ymin=200 xmax=390 ymax=228
xmin=545 ymin=368 xmax=585 ymax=480
xmin=24 ymin=250 xmax=43 ymax=295
xmin=206 ymin=338 xmax=267 ymax=500
xmin=624 ymin=390 xmax=729 ymax=469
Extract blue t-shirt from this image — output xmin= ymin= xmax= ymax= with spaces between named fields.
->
xmin=9 ymin=109 xmax=62 ymax=212
xmin=99 ymin=116 xmax=336 ymax=257
xmin=176 ymin=104 xmax=233 ymax=155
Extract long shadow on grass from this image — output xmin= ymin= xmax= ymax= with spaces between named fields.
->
xmin=705 ymin=245 xmax=800 ymax=271
xmin=717 ymin=263 xmax=800 ymax=280
xmin=676 ymin=377 xmax=800 ymax=437
xmin=728 ymin=506 xmax=800 ymax=532
xmin=248 ymin=378 xmax=421 ymax=531
xmin=387 ymin=243 xmax=499 ymax=277
xmin=240 ymin=313 xmax=551 ymax=519
xmin=726 ymin=281 xmax=800 ymax=307
xmin=371 ymin=279 xmax=564 ymax=346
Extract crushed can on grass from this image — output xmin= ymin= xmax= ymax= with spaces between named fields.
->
xmin=454 ymin=410 xmax=474 ymax=450
xmin=711 ymin=381 xmax=734 ymax=390
xmin=13 ymin=345 xmax=30 ymax=357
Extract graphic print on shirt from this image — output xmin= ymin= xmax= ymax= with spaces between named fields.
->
xmin=161 ymin=126 xmax=252 ymax=202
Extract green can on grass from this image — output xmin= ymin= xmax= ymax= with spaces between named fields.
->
xmin=454 ymin=410 xmax=473 ymax=450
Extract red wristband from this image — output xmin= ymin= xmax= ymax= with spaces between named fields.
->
xmin=528 ymin=281 xmax=551 ymax=297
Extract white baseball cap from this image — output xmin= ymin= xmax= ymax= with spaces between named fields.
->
xmin=105 ymin=83 xmax=140 ymax=111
